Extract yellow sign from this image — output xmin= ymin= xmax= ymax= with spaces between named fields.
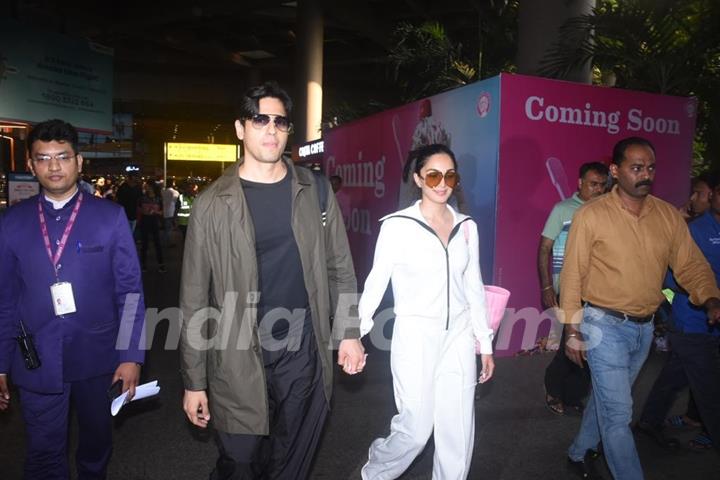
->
xmin=166 ymin=142 xmax=237 ymax=162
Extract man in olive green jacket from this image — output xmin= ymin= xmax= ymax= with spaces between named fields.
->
xmin=180 ymin=82 xmax=365 ymax=480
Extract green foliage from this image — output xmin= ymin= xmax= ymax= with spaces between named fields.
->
xmin=475 ymin=0 xmax=519 ymax=78
xmin=540 ymin=0 xmax=720 ymax=170
xmin=323 ymin=1 xmax=518 ymax=127
xmin=388 ymin=2 xmax=518 ymax=102
xmin=388 ymin=21 xmax=478 ymax=102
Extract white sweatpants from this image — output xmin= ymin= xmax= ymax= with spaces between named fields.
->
xmin=362 ymin=316 xmax=477 ymax=480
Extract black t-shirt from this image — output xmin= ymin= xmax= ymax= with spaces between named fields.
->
xmin=240 ymin=172 xmax=310 ymax=339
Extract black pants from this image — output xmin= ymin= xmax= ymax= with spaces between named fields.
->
xmin=544 ymin=328 xmax=591 ymax=407
xmin=140 ymin=216 xmax=164 ymax=267
xmin=640 ymin=332 xmax=720 ymax=444
xmin=686 ymin=392 xmax=701 ymax=423
xmin=212 ymin=325 xmax=328 ymax=480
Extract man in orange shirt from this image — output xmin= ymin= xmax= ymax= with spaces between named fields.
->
xmin=560 ymin=137 xmax=720 ymax=480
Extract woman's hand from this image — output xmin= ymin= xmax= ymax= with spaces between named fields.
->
xmin=338 ymin=339 xmax=366 ymax=375
xmin=479 ymin=354 xmax=495 ymax=383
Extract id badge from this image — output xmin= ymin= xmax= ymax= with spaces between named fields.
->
xmin=50 ymin=282 xmax=77 ymax=316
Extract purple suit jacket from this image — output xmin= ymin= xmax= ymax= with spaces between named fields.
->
xmin=0 ymin=191 xmax=145 ymax=394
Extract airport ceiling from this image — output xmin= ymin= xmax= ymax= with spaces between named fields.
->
xmin=12 ymin=0 xmax=489 ymax=125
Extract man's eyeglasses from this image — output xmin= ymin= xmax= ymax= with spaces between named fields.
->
xmin=247 ymin=114 xmax=293 ymax=133
xmin=32 ymin=152 xmax=76 ymax=163
xmin=419 ymin=169 xmax=460 ymax=189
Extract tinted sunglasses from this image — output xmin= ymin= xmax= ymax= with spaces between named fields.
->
xmin=419 ymin=169 xmax=460 ymax=188
xmin=247 ymin=113 xmax=293 ymax=133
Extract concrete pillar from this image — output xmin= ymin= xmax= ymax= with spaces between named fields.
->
xmin=516 ymin=0 xmax=595 ymax=83
xmin=297 ymin=0 xmax=324 ymax=142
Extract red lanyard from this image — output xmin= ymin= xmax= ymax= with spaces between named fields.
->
xmin=38 ymin=192 xmax=83 ymax=279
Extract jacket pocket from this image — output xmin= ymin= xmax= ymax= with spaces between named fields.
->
xmin=78 ymin=245 xmax=104 ymax=254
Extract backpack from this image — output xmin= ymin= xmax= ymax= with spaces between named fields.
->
xmin=308 ymin=168 xmax=329 ymax=227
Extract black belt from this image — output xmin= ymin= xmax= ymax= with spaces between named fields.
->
xmin=585 ymin=302 xmax=655 ymax=324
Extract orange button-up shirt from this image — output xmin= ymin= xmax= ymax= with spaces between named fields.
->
xmin=560 ymin=186 xmax=720 ymax=324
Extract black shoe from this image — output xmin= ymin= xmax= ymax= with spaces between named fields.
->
xmin=567 ymin=450 xmax=603 ymax=479
xmin=636 ymin=421 xmax=680 ymax=449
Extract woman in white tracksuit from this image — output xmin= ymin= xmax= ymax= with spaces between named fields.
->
xmin=359 ymin=144 xmax=495 ymax=480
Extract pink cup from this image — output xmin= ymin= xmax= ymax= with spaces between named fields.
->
xmin=484 ymin=285 xmax=511 ymax=332
xmin=476 ymin=285 xmax=510 ymax=355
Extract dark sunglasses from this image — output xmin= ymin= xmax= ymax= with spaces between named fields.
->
xmin=247 ymin=113 xmax=293 ymax=133
xmin=419 ymin=169 xmax=460 ymax=188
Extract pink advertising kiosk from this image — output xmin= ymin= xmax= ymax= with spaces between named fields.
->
xmin=312 ymin=73 xmax=696 ymax=355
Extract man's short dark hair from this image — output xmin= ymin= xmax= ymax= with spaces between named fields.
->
xmin=694 ymin=172 xmax=719 ymax=191
xmin=579 ymin=162 xmax=609 ymax=179
xmin=27 ymin=119 xmax=79 ymax=154
xmin=235 ymin=81 xmax=293 ymax=121
xmin=612 ymin=136 xmax=656 ymax=166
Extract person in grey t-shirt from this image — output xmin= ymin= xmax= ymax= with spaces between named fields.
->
xmin=539 ymin=161 xmax=608 ymax=416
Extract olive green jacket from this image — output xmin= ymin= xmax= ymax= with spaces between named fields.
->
xmin=179 ymin=157 xmax=359 ymax=434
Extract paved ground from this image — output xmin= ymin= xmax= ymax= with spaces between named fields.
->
xmin=2 ymin=231 xmax=719 ymax=479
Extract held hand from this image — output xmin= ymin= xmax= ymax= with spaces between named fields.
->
xmin=541 ymin=288 xmax=558 ymax=310
xmin=0 ymin=375 xmax=9 ymax=411
xmin=338 ymin=339 xmax=366 ymax=375
xmin=564 ymin=327 xmax=587 ymax=368
xmin=112 ymin=362 xmax=141 ymax=401
xmin=704 ymin=298 xmax=720 ymax=326
xmin=183 ymin=389 xmax=211 ymax=428
xmin=478 ymin=354 xmax=495 ymax=384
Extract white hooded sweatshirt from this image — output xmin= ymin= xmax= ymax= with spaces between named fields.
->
xmin=359 ymin=201 xmax=494 ymax=354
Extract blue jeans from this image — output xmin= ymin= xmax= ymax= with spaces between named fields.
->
xmin=568 ymin=305 xmax=653 ymax=480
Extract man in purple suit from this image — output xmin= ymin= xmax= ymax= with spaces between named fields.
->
xmin=0 ymin=119 xmax=146 ymax=479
